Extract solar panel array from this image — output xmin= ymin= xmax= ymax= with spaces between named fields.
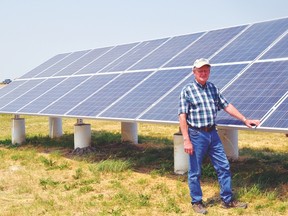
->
xmin=0 ymin=17 xmax=287 ymax=131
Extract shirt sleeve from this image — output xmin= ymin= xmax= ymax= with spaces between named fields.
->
xmin=218 ymin=91 xmax=229 ymax=110
xmin=178 ymin=86 xmax=189 ymax=115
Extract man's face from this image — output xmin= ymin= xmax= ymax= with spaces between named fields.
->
xmin=193 ymin=65 xmax=210 ymax=85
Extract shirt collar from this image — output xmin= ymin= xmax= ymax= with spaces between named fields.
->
xmin=193 ymin=79 xmax=207 ymax=89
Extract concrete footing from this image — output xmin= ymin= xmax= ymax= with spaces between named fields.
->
xmin=49 ymin=117 xmax=63 ymax=138
xmin=173 ymin=132 xmax=189 ymax=174
xmin=121 ymin=122 xmax=138 ymax=144
xmin=218 ymin=128 xmax=239 ymax=160
xmin=74 ymin=119 xmax=91 ymax=149
xmin=11 ymin=116 xmax=26 ymax=144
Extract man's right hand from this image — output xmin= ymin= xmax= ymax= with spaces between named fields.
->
xmin=184 ymin=140 xmax=194 ymax=155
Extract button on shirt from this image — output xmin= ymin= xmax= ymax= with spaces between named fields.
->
xmin=178 ymin=80 xmax=229 ymax=128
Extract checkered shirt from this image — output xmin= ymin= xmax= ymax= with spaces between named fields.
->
xmin=178 ymin=80 xmax=229 ymax=128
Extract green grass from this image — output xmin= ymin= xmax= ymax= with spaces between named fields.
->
xmin=0 ymin=114 xmax=287 ymax=215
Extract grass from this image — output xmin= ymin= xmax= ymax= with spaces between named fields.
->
xmin=0 ymin=114 xmax=288 ymax=215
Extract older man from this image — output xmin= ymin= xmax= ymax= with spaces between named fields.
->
xmin=178 ymin=58 xmax=260 ymax=214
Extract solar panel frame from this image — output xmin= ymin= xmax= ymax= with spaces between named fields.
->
xmin=0 ymin=17 xmax=287 ymax=132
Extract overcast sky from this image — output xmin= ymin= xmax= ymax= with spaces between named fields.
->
xmin=0 ymin=0 xmax=287 ymax=81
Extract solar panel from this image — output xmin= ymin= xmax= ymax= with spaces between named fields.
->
xmin=98 ymin=38 xmax=169 ymax=73
xmin=0 ymin=80 xmax=27 ymax=97
xmin=165 ymin=25 xmax=247 ymax=68
xmin=99 ymin=68 xmax=192 ymax=119
xmin=0 ymin=79 xmax=44 ymax=108
xmin=261 ymin=95 xmax=288 ymax=128
xmin=75 ymin=42 xmax=139 ymax=75
xmin=129 ymin=33 xmax=204 ymax=70
xmin=35 ymin=50 xmax=91 ymax=78
xmin=211 ymin=18 xmax=288 ymax=63
xmin=19 ymin=53 xmax=70 ymax=79
xmin=260 ymin=33 xmax=288 ymax=59
xmin=39 ymin=74 xmax=118 ymax=115
xmin=53 ymin=47 xmax=113 ymax=77
xmin=0 ymin=17 xmax=287 ymax=132
xmin=18 ymin=76 xmax=89 ymax=113
xmin=0 ymin=78 xmax=65 ymax=112
xmin=139 ymin=64 xmax=248 ymax=122
xmin=216 ymin=61 xmax=288 ymax=125
xmin=67 ymin=71 xmax=153 ymax=117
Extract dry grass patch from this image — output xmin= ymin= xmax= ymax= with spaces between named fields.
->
xmin=0 ymin=114 xmax=287 ymax=215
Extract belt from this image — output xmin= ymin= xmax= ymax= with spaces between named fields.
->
xmin=189 ymin=124 xmax=216 ymax=132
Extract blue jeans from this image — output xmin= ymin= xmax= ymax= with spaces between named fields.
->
xmin=188 ymin=127 xmax=233 ymax=203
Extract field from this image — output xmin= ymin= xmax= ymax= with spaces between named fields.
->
xmin=0 ymin=114 xmax=288 ymax=216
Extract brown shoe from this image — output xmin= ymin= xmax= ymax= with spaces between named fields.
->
xmin=192 ymin=201 xmax=208 ymax=214
xmin=221 ymin=200 xmax=248 ymax=209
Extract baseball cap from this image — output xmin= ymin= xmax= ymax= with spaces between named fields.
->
xmin=193 ymin=58 xmax=211 ymax=68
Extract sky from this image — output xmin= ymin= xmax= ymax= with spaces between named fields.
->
xmin=0 ymin=0 xmax=287 ymax=82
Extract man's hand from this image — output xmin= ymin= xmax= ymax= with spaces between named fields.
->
xmin=244 ymin=119 xmax=260 ymax=128
xmin=184 ymin=139 xmax=194 ymax=155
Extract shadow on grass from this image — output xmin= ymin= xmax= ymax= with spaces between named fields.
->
xmin=1 ymin=130 xmax=288 ymax=195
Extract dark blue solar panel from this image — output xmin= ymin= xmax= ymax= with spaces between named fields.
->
xmin=0 ymin=79 xmax=43 ymax=109
xmin=261 ymin=96 xmax=288 ymax=128
xmin=129 ymin=33 xmax=204 ymax=70
xmin=67 ymin=71 xmax=152 ymax=117
xmin=260 ymin=34 xmax=288 ymax=59
xmin=99 ymin=39 xmax=169 ymax=73
xmin=0 ymin=80 xmax=27 ymax=98
xmin=99 ymin=68 xmax=192 ymax=119
xmin=54 ymin=47 xmax=112 ymax=76
xmin=0 ymin=78 xmax=64 ymax=112
xmin=216 ymin=61 xmax=288 ymax=125
xmin=35 ymin=50 xmax=91 ymax=78
xmin=75 ymin=43 xmax=139 ymax=75
xmin=40 ymin=74 xmax=118 ymax=115
xmin=139 ymin=64 xmax=247 ymax=122
xmin=138 ymin=84 xmax=183 ymax=122
xmin=0 ymin=18 xmax=287 ymax=130
xmin=165 ymin=25 xmax=247 ymax=68
xmin=18 ymin=76 xmax=88 ymax=113
xmin=209 ymin=64 xmax=248 ymax=89
xmin=19 ymin=53 xmax=70 ymax=79
xmin=211 ymin=18 xmax=288 ymax=63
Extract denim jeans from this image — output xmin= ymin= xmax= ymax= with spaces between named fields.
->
xmin=188 ymin=127 xmax=233 ymax=203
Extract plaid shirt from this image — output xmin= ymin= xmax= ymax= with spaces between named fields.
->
xmin=178 ymin=80 xmax=229 ymax=128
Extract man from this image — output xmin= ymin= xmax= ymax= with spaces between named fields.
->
xmin=178 ymin=58 xmax=260 ymax=214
